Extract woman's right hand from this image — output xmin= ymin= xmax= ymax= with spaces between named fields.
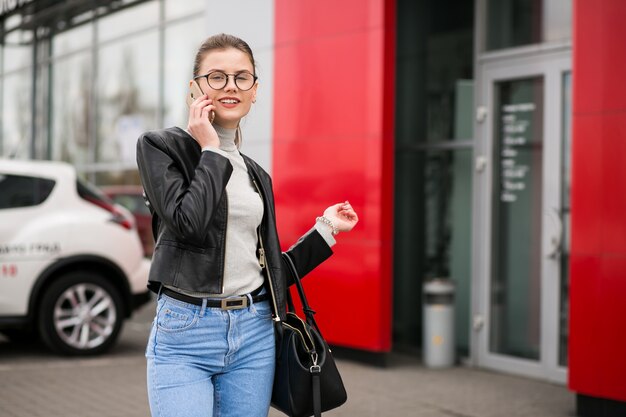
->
xmin=322 ymin=201 xmax=359 ymax=233
xmin=187 ymin=94 xmax=219 ymax=149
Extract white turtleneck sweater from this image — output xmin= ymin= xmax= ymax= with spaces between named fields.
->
xmin=167 ymin=124 xmax=335 ymax=298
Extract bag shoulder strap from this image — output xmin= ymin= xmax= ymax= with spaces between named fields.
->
xmin=282 ymin=253 xmax=320 ymax=328
xmin=283 ymin=253 xmax=324 ymax=417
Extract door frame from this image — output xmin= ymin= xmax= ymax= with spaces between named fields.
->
xmin=471 ymin=45 xmax=571 ymax=383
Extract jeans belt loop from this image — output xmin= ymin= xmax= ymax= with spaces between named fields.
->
xmin=200 ymin=298 xmax=208 ymax=317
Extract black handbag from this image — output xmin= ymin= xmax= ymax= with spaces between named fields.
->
xmin=271 ymin=254 xmax=347 ymax=417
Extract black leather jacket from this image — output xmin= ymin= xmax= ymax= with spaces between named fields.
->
xmin=136 ymin=127 xmax=333 ymax=321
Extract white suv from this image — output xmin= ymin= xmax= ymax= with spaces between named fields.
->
xmin=0 ymin=159 xmax=151 ymax=355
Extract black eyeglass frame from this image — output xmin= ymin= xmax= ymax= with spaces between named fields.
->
xmin=193 ymin=70 xmax=258 ymax=91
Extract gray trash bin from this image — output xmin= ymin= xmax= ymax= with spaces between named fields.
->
xmin=423 ymin=279 xmax=455 ymax=368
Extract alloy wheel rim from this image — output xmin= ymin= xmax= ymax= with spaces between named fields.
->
xmin=53 ymin=283 xmax=116 ymax=350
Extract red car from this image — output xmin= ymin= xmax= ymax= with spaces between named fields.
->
xmin=101 ymin=185 xmax=154 ymax=257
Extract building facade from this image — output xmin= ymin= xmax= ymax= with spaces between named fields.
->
xmin=1 ymin=0 xmax=624 ymax=415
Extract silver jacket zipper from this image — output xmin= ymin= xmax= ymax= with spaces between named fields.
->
xmin=251 ymin=177 xmax=281 ymax=322
xmin=222 ymin=192 xmax=228 ymax=293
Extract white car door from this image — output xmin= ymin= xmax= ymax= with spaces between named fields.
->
xmin=0 ymin=173 xmax=64 ymax=315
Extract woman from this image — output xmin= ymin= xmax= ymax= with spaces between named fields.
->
xmin=136 ymin=33 xmax=358 ymax=417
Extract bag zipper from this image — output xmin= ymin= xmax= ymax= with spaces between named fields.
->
xmin=283 ymin=316 xmax=316 ymax=352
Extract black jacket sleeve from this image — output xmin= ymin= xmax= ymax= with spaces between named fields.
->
xmin=282 ymin=228 xmax=333 ymax=286
xmin=136 ymin=131 xmax=233 ymax=246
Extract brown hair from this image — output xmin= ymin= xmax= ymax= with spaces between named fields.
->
xmin=193 ymin=33 xmax=257 ymax=77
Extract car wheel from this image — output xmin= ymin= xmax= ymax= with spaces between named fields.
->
xmin=38 ymin=271 xmax=124 ymax=355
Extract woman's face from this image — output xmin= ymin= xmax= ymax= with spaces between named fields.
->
xmin=194 ymin=47 xmax=258 ymax=129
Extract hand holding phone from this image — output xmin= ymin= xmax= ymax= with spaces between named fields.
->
xmin=187 ymin=80 xmax=215 ymax=123
xmin=187 ymin=80 xmax=219 ymax=148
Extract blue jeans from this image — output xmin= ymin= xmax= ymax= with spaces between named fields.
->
xmin=146 ymin=292 xmax=276 ymax=417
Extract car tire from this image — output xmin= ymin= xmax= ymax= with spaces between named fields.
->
xmin=38 ymin=271 xmax=124 ymax=356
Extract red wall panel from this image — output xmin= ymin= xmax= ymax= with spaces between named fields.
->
xmin=273 ymin=0 xmax=395 ymax=351
xmin=598 ymin=256 xmax=626 ymax=400
xmin=568 ymin=255 xmax=602 ymax=395
xmin=572 ymin=2 xmax=626 ymax=115
xmin=570 ymin=115 xmax=604 ymax=254
xmin=598 ymin=113 xmax=626 ymax=253
xmin=569 ymin=0 xmax=626 ymax=403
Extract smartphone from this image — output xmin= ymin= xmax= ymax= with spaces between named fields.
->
xmin=187 ymin=80 xmax=215 ymax=123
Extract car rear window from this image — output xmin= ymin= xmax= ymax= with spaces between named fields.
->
xmin=76 ymin=178 xmax=115 ymax=207
xmin=0 ymin=174 xmax=56 ymax=209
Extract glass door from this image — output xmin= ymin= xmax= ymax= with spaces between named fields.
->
xmin=472 ymin=49 xmax=571 ymax=383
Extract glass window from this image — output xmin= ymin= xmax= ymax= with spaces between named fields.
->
xmin=0 ymin=174 xmax=55 ymax=209
xmin=394 ymin=151 xmax=428 ymax=349
xmin=97 ymin=30 xmax=159 ymax=166
xmin=51 ymin=51 xmax=93 ymax=165
xmin=163 ymin=17 xmax=205 ymax=128
xmin=396 ymin=0 xmax=474 ymax=146
xmin=3 ymin=29 xmax=33 ymax=72
xmin=487 ymin=0 xmax=542 ymax=50
xmin=421 ymin=150 xmax=474 ymax=278
xmin=426 ymin=36 xmax=474 ymax=142
xmin=486 ymin=0 xmax=571 ymax=50
xmin=543 ymin=0 xmax=572 ymax=43
xmin=165 ymin=0 xmax=205 ymax=20
xmin=394 ymin=0 xmax=475 ymax=354
xmin=97 ymin=0 xmax=159 ymax=43
xmin=33 ymin=62 xmax=49 ymax=160
xmin=3 ymin=13 xmax=22 ymax=32
xmin=51 ymin=23 xmax=93 ymax=57
xmin=2 ymin=71 xmax=32 ymax=159
xmin=490 ymin=77 xmax=544 ymax=360
xmin=70 ymin=9 xmax=96 ymax=27
xmin=425 ymin=148 xmax=474 ymax=354
xmin=394 ymin=148 xmax=474 ymax=352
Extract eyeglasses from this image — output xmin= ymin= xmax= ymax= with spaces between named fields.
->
xmin=194 ymin=71 xmax=258 ymax=91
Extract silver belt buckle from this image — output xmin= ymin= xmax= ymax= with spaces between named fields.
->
xmin=221 ymin=296 xmax=248 ymax=310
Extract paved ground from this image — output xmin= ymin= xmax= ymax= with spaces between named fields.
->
xmin=0 ymin=299 xmax=576 ymax=417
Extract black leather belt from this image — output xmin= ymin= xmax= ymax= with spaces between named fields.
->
xmin=161 ymin=286 xmax=269 ymax=310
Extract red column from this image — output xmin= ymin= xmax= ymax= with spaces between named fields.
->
xmin=273 ymin=0 xmax=396 ymax=352
xmin=569 ymin=0 xmax=626 ymax=404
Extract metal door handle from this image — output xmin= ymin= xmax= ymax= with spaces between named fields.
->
xmin=546 ymin=208 xmax=563 ymax=259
